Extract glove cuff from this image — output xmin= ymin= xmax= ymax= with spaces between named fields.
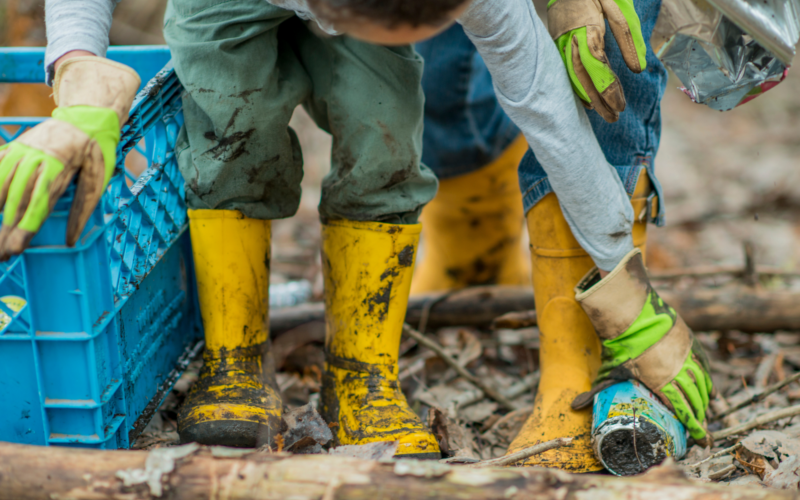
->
xmin=574 ymin=248 xmax=694 ymax=392
xmin=53 ymin=56 xmax=141 ymax=127
xmin=574 ymin=247 xmax=649 ymax=338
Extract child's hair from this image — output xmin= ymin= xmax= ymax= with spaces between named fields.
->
xmin=307 ymin=0 xmax=468 ymax=28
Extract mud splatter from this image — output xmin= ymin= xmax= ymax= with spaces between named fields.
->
xmin=204 ymin=128 xmax=255 ymax=162
xmin=364 ymin=283 xmax=392 ymax=322
xmin=397 ymin=245 xmax=414 ymax=267
xmin=229 ymin=88 xmax=263 ymax=104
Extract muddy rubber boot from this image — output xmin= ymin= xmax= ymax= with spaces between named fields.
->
xmin=411 ymin=135 xmax=529 ymax=294
xmin=178 ymin=209 xmax=282 ymax=448
xmin=321 ymin=220 xmax=441 ymax=459
xmin=504 ymin=174 xmax=651 ymax=472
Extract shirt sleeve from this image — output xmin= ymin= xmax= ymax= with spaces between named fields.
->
xmin=267 ymin=0 xmax=340 ymax=35
xmin=44 ymin=0 xmax=118 ymax=84
xmin=457 ymin=0 xmax=635 ymax=271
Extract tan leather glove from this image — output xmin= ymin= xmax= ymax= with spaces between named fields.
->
xmin=571 ymin=249 xmax=714 ymax=446
xmin=548 ymin=0 xmax=648 ymax=122
xmin=0 ymin=57 xmax=140 ymax=259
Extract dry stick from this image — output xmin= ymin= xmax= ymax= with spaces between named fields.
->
xmin=505 ymin=371 xmax=540 ymax=400
xmin=754 ymin=352 xmax=779 ymax=390
xmin=402 ymin=323 xmax=518 ymax=411
xmin=469 ymin=437 xmax=573 ymax=468
xmin=713 ymin=371 xmax=800 ymax=421
xmin=688 ymin=443 xmax=743 ymax=470
xmin=707 ymin=464 xmax=737 ymax=481
xmin=417 ymin=292 xmax=454 ymax=335
xmin=454 ymin=372 xmax=540 ymax=415
xmin=712 ymin=404 xmax=800 ymax=441
xmin=743 ymin=241 xmax=758 ymax=288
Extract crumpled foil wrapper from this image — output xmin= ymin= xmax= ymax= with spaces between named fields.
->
xmin=652 ymin=0 xmax=800 ymax=110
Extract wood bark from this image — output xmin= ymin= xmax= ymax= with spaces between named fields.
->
xmin=271 ymin=284 xmax=800 ymax=335
xmin=271 ymin=285 xmax=536 ymax=333
xmin=658 ymin=285 xmax=800 ymax=333
xmin=0 ymin=442 xmax=795 ymax=500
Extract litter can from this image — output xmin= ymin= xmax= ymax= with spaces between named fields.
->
xmin=592 ymin=380 xmax=687 ymax=476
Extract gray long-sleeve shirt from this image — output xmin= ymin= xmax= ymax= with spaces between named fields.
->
xmin=45 ymin=0 xmax=635 ymax=271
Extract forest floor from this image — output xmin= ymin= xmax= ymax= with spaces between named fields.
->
xmin=133 ymin=72 xmax=800 ymax=489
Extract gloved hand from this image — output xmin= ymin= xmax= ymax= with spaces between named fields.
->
xmin=0 ymin=57 xmax=140 ymax=259
xmin=547 ymin=0 xmax=647 ymax=122
xmin=571 ymin=248 xmax=714 ymax=446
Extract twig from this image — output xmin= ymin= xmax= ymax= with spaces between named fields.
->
xmin=688 ymin=443 xmax=742 ymax=469
xmin=403 ymin=324 xmax=518 ymax=411
xmin=632 ymin=408 xmax=644 ymax=471
xmin=468 ymin=437 xmax=573 ymax=468
xmin=417 ymin=292 xmax=454 ymax=334
xmin=713 ymin=371 xmax=800 ymax=421
xmin=447 ymin=372 xmax=539 ymax=415
xmin=505 ymin=372 xmax=540 ymax=401
xmin=735 ymin=448 xmax=765 ymax=478
xmin=775 ymin=352 xmax=786 ymax=382
xmin=490 ymin=310 xmax=537 ymax=330
xmin=707 ymin=464 xmax=737 ymax=481
xmin=743 ymin=241 xmax=758 ymax=288
xmin=712 ymin=404 xmax=800 ymax=441
xmin=754 ymin=352 xmax=778 ymax=390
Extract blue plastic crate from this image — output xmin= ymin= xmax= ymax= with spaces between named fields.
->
xmin=0 ymin=47 xmax=203 ymax=449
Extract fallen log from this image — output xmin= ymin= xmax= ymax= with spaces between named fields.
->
xmin=270 ymin=285 xmax=536 ymax=333
xmin=658 ymin=286 xmax=800 ymax=333
xmin=0 ymin=442 xmax=793 ymax=500
xmin=271 ymin=284 xmax=800 ymax=335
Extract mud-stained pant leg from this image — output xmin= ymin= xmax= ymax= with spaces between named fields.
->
xmin=291 ymin=34 xmax=438 ymax=224
xmin=164 ymin=0 xmax=311 ymax=220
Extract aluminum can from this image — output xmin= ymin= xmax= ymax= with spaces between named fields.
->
xmin=592 ymin=380 xmax=687 ymax=476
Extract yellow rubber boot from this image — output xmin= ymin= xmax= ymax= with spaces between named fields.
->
xmin=321 ymin=219 xmax=441 ymax=459
xmin=178 ymin=209 xmax=282 ymax=448
xmin=505 ymin=173 xmax=651 ymax=472
xmin=411 ymin=135 xmax=529 ymax=294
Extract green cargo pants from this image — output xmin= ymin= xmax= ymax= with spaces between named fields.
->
xmin=163 ymin=0 xmax=438 ymax=223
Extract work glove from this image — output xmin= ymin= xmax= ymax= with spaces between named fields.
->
xmin=0 ymin=57 xmax=140 ymax=260
xmin=571 ymin=248 xmax=714 ymax=447
xmin=547 ymin=0 xmax=647 ymax=122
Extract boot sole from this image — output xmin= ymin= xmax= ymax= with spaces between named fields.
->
xmin=180 ymin=420 xmax=263 ymax=448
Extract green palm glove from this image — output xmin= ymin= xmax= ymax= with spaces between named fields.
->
xmin=0 ymin=57 xmax=140 ymax=259
xmin=571 ymin=249 xmax=714 ymax=446
xmin=547 ymin=0 xmax=648 ymax=122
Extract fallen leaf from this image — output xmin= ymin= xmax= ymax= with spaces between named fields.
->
xmin=281 ymin=404 xmax=333 ymax=454
xmin=764 ymin=454 xmax=800 ymax=489
xmin=726 ymin=475 xmax=764 ymax=487
xmin=328 ymin=441 xmax=398 ymax=461
xmin=427 ymin=407 xmax=479 ymax=459
xmin=457 ymin=329 xmax=482 ymax=368
xmin=480 ymin=407 xmax=532 ymax=447
xmin=742 ymin=431 xmax=800 ymax=461
xmin=459 ymin=400 xmax=498 ymax=423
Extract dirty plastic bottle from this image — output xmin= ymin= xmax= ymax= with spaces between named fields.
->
xmin=592 ymin=380 xmax=687 ymax=476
